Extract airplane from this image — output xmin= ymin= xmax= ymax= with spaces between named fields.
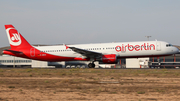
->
xmin=3 ymin=24 xmax=179 ymax=68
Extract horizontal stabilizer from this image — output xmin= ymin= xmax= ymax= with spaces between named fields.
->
xmin=3 ymin=49 xmax=23 ymax=54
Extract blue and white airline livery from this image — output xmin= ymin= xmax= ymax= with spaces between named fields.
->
xmin=3 ymin=24 xmax=179 ymax=68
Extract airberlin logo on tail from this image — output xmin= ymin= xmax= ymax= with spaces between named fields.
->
xmin=6 ymin=28 xmax=22 ymax=46
xmin=10 ymin=33 xmax=20 ymax=42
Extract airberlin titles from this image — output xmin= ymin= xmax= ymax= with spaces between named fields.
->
xmin=115 ymin=43 xmax=155 ymax=52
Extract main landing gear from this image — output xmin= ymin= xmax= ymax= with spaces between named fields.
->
xmin=88 ymin=62 xmax=95 ymax=68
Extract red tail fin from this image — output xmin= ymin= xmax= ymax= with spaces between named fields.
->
xmin=5 ymin=25 xmax=32 ymax=49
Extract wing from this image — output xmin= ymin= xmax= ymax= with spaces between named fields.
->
xmin=66 ymin=45 xmax=102 ymax=58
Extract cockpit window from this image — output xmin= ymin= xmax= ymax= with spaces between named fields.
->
xmin=166 ymin=44 xmax=173 ymax=47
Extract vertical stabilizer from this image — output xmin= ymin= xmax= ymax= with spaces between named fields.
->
xmin=5 ymin=25 xmax=32 ymax=49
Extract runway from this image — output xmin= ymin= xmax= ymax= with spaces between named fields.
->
xmin=0 ymin=68 xmax=180 ymax=101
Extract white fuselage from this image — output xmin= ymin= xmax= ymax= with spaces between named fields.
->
xmin=35 ymin=41 xmax=179 ymax=59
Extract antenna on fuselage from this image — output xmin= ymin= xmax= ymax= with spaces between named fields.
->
xmin=145 ymin=36 xmax=152 ymax=41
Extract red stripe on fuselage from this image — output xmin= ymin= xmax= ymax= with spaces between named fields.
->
xmin=3 ymin=48 xmax=90 ymax=62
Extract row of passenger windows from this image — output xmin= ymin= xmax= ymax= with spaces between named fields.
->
xmin=41 ymin=48 xmax=111 ymax=53
xmin=0 ymin=60 xmax=32 ymax=63
xmin=40 ymin=46 xmax=154 ymax=53
xmin=41 ymin=50 xmax=72 ymax=53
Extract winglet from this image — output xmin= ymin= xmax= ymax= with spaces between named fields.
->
xmin=65 ymin=45 xmax=69 ymax=49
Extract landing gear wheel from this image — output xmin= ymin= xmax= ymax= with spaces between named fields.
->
xmin=88 ymin=63 xmax=95 ymax=68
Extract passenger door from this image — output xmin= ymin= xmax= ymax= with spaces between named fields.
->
xmin=156 ymin=42 xmax=161 ymax=51
xmin=30 ymin=48 xmax=35 ymax=57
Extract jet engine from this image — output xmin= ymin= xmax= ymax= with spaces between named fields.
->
xmin=101 ymin=54 xmax=117 ymax=64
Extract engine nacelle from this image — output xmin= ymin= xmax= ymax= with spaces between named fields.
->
xmin=102 ymin=54 xmax=117 ymax=64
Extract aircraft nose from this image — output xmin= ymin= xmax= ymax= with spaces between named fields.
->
xmin=174 ymin=47 xmax=179 ymax=54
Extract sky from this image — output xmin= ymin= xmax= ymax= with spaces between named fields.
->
xmin=0 ymin=0 xmax=180 ymax=47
